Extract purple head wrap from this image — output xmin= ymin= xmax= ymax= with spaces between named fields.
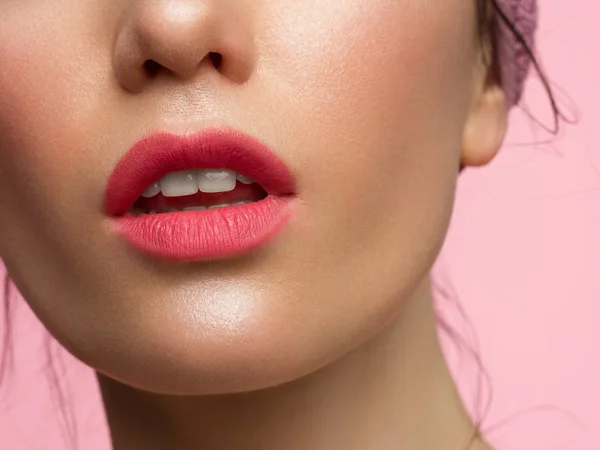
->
xmin=495 ymin=0 xmax=537 ymax=105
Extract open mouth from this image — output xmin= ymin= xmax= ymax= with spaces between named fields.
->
xmin=105 ymin=129 xmax=296 ymax=261
xmin=130 ymin=169 xmax=268 ymax=215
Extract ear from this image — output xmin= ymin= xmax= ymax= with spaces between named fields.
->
xmin=460 ymin=79 xmax=509 ymax=167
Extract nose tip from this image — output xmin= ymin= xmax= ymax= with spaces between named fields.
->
xmin=113 ymin=0 xmax=254 ymax=92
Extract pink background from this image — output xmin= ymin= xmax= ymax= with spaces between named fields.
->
xmin=1 ymin=1 xmax=598 ymax=449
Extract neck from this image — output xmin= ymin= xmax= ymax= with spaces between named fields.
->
xmin=99 ymin=276 xmax=488 ymax=450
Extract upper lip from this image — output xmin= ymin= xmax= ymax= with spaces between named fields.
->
xmin=105 ymin=128 xmax=296 ymax=216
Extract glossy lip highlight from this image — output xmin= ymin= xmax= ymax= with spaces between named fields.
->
xmin=105 ymin=128 xmax=296 ymax=261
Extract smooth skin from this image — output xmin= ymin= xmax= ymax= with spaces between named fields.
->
xmin=0 ymin=0 xmax=507 ymax=449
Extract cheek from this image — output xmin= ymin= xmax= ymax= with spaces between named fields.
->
xmin=263 ymin=0 xmax=477 ymax=124
xmin=0 ymin=3 xmax=110 ymax=210
xmin=260 ymin=0 xmax=476 ymax=256
xmin=0 ymin=4 xmax=119 ymax=304
xmin=0 ymin=1 xmax=110 ymax=183
xmin=261 ymin=0 xmax=477 ymax=187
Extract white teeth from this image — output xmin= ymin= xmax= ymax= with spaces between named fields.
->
xmin=141 ymin=182 xmax=161 ymax=198
xmin=160 ymin=171 xmax=199 ymax=197
xmin=140 ymin=168 xmax=255 ymax=198
xmin=183 ymin=206 xmax=208 ymax=211
xmin=208 ymin=204 xmax=230 ymax=209
xmin=198 ymin=169 xmax=236 ymax=193
xmin=236 ymin=174 xmax=254 ymax=185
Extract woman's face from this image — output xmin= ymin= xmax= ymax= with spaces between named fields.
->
xmin=0 ymin=0 xmax=505 ymax=394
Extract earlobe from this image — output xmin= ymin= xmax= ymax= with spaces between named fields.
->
xmin=460 ymin=84 xmax=509 ymax=167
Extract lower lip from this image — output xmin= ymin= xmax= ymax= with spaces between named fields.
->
xmin=111 ymin=196 xmax=292 ymax=261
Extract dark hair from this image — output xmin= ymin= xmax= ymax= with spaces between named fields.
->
xmin=457 ymin=0 xmax=562 ymax=173
xmin=483 ymin=0 xmax=562 ymax=129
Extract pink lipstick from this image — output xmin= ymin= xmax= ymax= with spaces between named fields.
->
xmin=105 ymin=129 xmax=295 ymax=261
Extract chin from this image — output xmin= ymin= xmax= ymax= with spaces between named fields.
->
xmin=61 ymin=292 xmax=360 ymax=396
xmin=88 ymin=332 xmax=341 ymax=396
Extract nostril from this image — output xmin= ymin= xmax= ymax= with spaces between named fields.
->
xmin=143 ymin=54 xmax=222 ymax=78
xmin=143 ymin=59 xmax=161 ymax=77
xmin=209 ymin=52 xmax=223 ymax=70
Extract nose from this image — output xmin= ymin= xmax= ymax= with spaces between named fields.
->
xmin=113 ymin=0 xmax=255 ymax=92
